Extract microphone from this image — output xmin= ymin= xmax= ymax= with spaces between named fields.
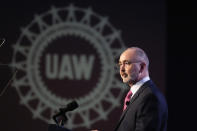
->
xmin=59 ymin=100 xmax=78 ymax=113
xmin=126 ymin=101 xmax=130 ymax=106
xmin=53 ymin=100 xmax=78 ymax=126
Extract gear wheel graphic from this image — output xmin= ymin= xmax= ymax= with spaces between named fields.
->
xmin=11 ymin=4 xmax=126 ymax=129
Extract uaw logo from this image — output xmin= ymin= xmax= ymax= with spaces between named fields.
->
xmin=11 ymin=4 xmax=126 ymax=129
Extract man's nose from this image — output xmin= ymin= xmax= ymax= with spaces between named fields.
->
xmin=120 ymin=65 xmax=125 ymax=72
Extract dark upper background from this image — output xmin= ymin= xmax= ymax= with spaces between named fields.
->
xmin=0 ymin=0 xmax=195 ymax=131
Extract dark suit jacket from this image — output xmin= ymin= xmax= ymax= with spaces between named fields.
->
xmin=114 ymin=80 xmax=168 ymax=131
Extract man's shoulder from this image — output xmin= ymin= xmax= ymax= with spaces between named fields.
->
xmin=140 ymin=80 xmax=167 ymax=106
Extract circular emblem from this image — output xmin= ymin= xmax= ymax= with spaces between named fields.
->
xmin=11 ymin=4 xmax=126 ymax=129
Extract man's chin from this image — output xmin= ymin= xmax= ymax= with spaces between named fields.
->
xmin=122 ymin=79 xmax=129 ymax=83
xmin=122 ymin=78 xmax=135 ymax=85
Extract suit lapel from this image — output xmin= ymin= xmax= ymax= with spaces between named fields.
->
xmin=114 ymin=80 xmax=152 ymax=131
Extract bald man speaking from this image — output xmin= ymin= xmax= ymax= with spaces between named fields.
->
xmin=114 ymin=47 xmax=168 ymax=131
xmin=92 ymin=47 xmax=168 ymax=131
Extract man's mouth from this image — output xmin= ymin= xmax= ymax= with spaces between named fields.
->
xmin=121 ymin=73 xmax=128 ymax=78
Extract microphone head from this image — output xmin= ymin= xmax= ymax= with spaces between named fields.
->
xmin=60 ymin=100 xmax=79 ymax=112
xmin=126 ymin=101 xmax=130 ymax=106
xmin=67 ymin=100 xmax=79 ymax=111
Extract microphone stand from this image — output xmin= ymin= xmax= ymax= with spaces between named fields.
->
xmin=53 ymin=110 xmax=68 ymax=126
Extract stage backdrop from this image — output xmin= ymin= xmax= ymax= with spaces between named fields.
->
xmin=0 ymin=0 xmax=166 ymax=131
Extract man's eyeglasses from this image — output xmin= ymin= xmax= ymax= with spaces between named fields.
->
xmin=116 ymin=61 xmax=140 ymax=69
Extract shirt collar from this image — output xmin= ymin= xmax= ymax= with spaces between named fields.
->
xmin=130 ymin=76 xmax=150 ymax=96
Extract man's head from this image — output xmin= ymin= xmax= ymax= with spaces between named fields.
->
xmin=119 ymin=47 xmax=149 ymax=86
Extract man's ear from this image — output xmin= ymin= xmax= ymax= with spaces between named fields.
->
xmin=139 ymin=62 xmax=146 ymax=73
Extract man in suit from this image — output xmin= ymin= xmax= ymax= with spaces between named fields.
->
xmin=114 ymin=47 xmax=168 ymax=131
xmin=92 ymin=47 xmax=168 ymax=131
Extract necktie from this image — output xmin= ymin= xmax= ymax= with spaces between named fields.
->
xmin=123 ymin=90 xmax=132 ymax=111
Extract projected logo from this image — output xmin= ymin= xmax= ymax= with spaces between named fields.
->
xmin=11 ymin=4 xmax=126 ymax=129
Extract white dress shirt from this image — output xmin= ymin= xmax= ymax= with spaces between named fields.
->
xmin=130 ymin=76 xmax=150 ymax=99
